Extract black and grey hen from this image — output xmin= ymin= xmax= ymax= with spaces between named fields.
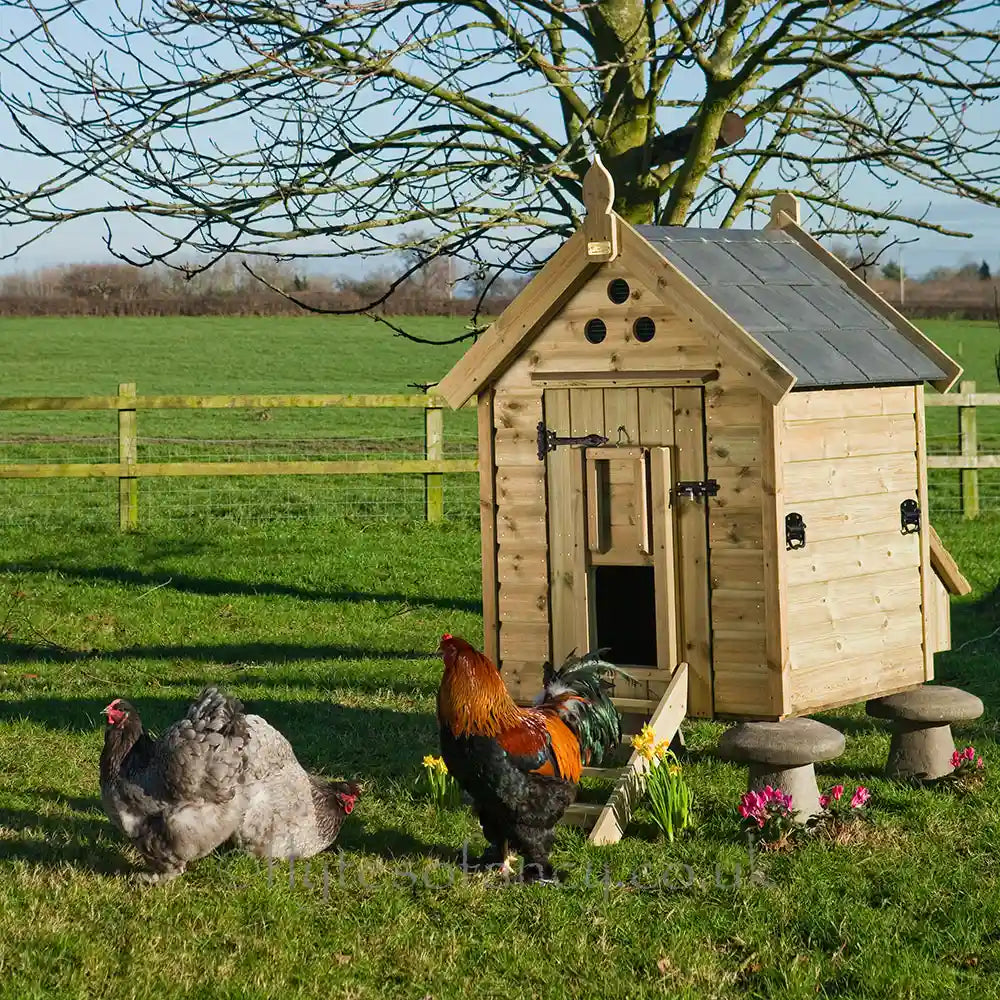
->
xmin=99 ymin=687 xmax=250 ymax=883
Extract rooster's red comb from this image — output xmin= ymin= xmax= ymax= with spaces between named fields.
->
xmin=442 ymin=633 xmax=453 ymax=640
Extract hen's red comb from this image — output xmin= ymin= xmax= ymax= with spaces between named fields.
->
xmin=442 ymin=633 xmax=453 ymax=640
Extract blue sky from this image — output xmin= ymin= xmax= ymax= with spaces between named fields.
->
xmin=1 ymin=2 xmax=998 ymax=279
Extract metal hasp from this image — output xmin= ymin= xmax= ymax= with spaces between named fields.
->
xmin=900 ymin=499 xmax=921 ymax=534
xmin=786 ymin=512 xmax=806 ymax=550
xmin=536 ymin=421 xmax=608 ymax=461
xmin=673 ymin=479 xmax=720 ymax=501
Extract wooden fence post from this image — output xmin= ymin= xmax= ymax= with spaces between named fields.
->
xmin=424 ymin=399 xmax=444 ymax=523
xmin=959 ymin=379 xmax=979 ymax=519
xmin=118 ymin=382 xmax=139 ymax=531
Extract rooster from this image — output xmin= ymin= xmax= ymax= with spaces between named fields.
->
xmin=437 ymin=634 xmax=623 ymax=881
xmin=100 ymin=687 xmax=250 ymax=883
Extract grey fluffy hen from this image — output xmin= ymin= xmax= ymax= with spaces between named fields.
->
xmin=232 ymin=714 xmax=361 ymax=861
xmin=100 ymin=688 xmax=361 ymax=881
xmin=100 ymin=687 xmax=250 ymax=883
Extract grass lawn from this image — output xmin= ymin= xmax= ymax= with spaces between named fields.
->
xmin=1 ymin=514 xmax=998 ymax=1000
xmin=1 ymin=315 xmax=999 ymax=998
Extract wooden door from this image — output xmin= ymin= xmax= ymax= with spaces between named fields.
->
xmin=542 ymin=386 xmax=711 ymax=714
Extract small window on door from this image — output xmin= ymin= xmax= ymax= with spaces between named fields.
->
xmin=593 ymin=565 xmax=658 ymax=667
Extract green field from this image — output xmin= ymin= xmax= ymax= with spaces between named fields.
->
xmin=2 ymin=315 xmax=998 ymax=521
xmin=1 ymin=316 xmax=1000 ymax=999
xmin=0 ymin=315 xmax=481 ymax=524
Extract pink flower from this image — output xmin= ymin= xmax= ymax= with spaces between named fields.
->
xmin=951 ymin=750 xmax=962 ymax=769
xmin=850 ymin=786 xmax=871 ymax=809
xmin=831 ymin=785 xmax=844 ymax=801
xmin=977 ymin=756 xmax=984 ymax=769
xmin=819 ymin=795 xmax=830 ymax=808
xmin=963 ymin=746 xmax=976 ymax=761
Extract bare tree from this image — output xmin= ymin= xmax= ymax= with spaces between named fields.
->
xmin=1 ymin=0 xmax=999 ymax=340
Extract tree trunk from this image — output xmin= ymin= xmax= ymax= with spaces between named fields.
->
xmin=584 ymin=0 xmax=660 ymax=226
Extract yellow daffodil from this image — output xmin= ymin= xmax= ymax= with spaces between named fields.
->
xmin=630 ymin=724 xmax=657 ymax=761
xmin=418 ymin=754 xmax=459 ymax=810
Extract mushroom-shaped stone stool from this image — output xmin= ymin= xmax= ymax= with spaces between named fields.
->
xmin=866 ymin=686 xmax=984 ymax=781
xmin=718 ymin=718 xmax=846 ymax=821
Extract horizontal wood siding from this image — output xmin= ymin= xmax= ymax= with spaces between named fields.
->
xmin=706 ymin=382 xmax=772 ymax=718
xmin=783 ymin=388 xmax=925 ymax=715
xmin=491 ymin=387 xmax=549 ymax=700
xmin=493 ymin=252 xmax=777 ymax=719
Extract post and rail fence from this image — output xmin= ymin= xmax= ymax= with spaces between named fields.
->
xmin=0 ymin=380 xmax=996 ymax=527
xmin=924 ymin=380 xmax=993 ymax=519
xmin=0 ymin=384 xmax=476 ymax=529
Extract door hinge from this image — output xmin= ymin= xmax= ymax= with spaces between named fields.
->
xmin=673 ymin=479 xmax=720 ymax=501
xmin=537 ymin=421 xmax=609 ymax=460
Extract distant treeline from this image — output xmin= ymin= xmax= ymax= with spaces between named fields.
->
xmin=0 ymin=259 xmax=526 ymax=318
xmin=0 ymin=257 xmax=996 ymax=321
xmin=869 ymin=279 xmax=1000 ymax=322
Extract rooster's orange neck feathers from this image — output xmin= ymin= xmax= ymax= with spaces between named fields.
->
xmin=437 ymin=640 xmax=521 ymax=737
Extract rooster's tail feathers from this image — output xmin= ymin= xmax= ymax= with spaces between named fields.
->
xmin=537 ymin=649 xmax=624 ymax=765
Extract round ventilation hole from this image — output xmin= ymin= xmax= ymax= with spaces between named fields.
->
xmin=633 ymin=316 xmax=656 ymax=342
xmin=607 ymin=278 xmax=631 ymax=304
xmin=584 ymin=318 xmax=607 ymax=344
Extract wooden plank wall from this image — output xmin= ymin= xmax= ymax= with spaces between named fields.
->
xmin=492 ymin=256 xmax=773 ymax=717
xmin=492 ymin=387 xmax=549 ymax=699
xmin=477 ymin=392 xmax=500 ymax=665
xmin=781 ymin=387 xmax=926 ymax=715
xmin=703 ymin=382 xmax=771 ymax=717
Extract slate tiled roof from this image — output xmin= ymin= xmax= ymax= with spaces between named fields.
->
xmin=635 ymin=225 xmax=947 ymax=389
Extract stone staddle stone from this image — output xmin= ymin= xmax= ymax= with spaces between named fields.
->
xmin=719 ymin=719 xmax=846 ymax=821
xmin=866 ymin=685 xmax=984 ymax=781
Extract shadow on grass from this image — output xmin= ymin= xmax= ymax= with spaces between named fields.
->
xmin=336 ymin=818 xmax=466 ymax=864
xmin=0 ymin=799 xmax=465 ymax=875
xmin=814 ymin=762 xmax=885 ymax=782
xmin=0 ymin=800 xmax=130 ymax=875
xmin=936 ymin=593 xmax=1000 ymax=707
xmin=0 ymin=559 xmax=482 ymax=615
xmin=0 ymin=638 xmax=433 ymax=667
xmin=0 ymin=696 xmax=437 ymax=782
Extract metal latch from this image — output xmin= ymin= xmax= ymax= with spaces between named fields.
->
xmin=900 ymin=499 xmax=920 ymax=534
xmin=536 ymin=421 xmax=608 ymax=461
xmin=673 ymin=480 xmax=720 ymax=501
xmin=786 ymin=512 xmax=806 ymax=550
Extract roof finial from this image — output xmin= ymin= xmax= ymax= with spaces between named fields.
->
xmin=582 ymin=155 xmax=618 ymax=261
xmin=768 ymin=191 xmax=801 ymax=229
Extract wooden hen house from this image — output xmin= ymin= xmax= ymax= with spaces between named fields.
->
xmin=436 ymin=159 xmax=970 ymax=840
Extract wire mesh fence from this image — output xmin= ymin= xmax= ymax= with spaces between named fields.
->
xmin=1 ymin=386 xmax=998 ymax=528
xmin=0 ymin=394 xmax=480 ymax=529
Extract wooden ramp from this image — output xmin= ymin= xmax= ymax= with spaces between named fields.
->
xmin=562 ymin=662 xmax=689 ymax=845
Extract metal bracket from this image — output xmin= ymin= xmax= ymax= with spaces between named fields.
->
xmin=673 ymin=480 xmax=720 ymax=501
xmin=537 ymin=421 xmax=608 ymax=461
xmin=900 ymin=499 xmax=920 ymax=534
xmin=785 ymin=512 xmax=806 ymax=550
